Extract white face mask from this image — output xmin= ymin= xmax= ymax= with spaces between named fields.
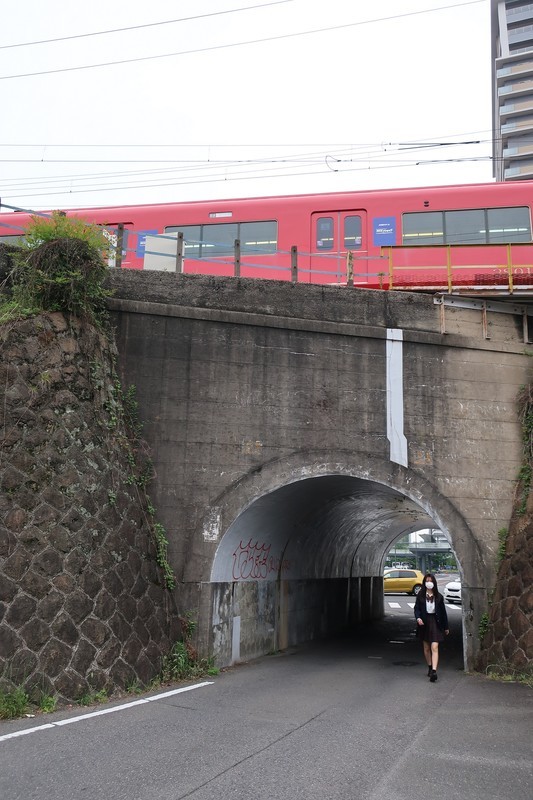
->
xmin=425 ymin=581 xmax=434 ymax=590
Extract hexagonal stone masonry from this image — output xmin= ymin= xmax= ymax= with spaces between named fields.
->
xmin=0 ymin=312 xmax=180 ymax=702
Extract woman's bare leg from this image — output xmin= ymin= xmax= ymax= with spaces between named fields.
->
xmin=423 ymin=641 xmax=432 ymax=667
xmin=431 ymin=642 xmax=439 ymax=671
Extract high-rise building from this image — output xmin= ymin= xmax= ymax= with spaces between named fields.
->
xmin=491 ymin=0 xmax=533 ymax=180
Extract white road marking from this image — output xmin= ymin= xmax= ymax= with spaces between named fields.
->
xmin=0 ymin=681 xmax=214 ymax=744
xmin=388 ymin=602 xmax=401 ymax=608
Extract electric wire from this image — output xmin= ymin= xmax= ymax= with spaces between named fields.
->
xmin=0 ymin=1 xmax=294 ymax=50
xmin=0 ymin=139 xmax=493 ymax=194
xmin=0 ymin=1 xmax=485 ymax=81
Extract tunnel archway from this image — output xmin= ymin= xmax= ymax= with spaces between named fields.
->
xmin=201 ymin=455 xmax=481 ymax=671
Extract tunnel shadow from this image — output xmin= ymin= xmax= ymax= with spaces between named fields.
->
xmin=314 ymin=595 xmax=465 ymax=675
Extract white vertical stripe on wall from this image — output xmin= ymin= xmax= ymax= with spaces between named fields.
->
xmin=386 ymin=328 xmax=408 ymax=467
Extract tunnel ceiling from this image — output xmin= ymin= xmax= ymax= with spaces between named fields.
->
xmin=211 ymin=476 xmax=437 ymax=582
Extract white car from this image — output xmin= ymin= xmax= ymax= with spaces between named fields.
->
xmin=444 ymin=579 xmax=462 ymax=604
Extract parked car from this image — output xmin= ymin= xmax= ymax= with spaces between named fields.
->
xmin=383 ymin=569 xmax=425 ymax=596
xmin=444 ymin=579 xmax=462 ymax=604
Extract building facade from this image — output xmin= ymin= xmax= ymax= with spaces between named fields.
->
xmin=492 ymin=0 xmax=533 ymax=180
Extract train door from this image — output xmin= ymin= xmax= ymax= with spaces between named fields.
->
xmin=310 ymin=210 xmax=367 ymax=285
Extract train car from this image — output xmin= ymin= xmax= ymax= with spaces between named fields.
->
xmin=2 ymin=180 xmax=533 ymax=292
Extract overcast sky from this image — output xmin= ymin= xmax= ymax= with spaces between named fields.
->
xmin=0 ymin=0 xmax=491 ymax=211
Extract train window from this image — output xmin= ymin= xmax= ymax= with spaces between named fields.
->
xmin=316 ymin=217 xmax=334 ymax=250
xmin=402 ymin=212 xmax=444 ymax=245
xmin=344 ymin=216 xmax=362 ymax=250
xmin=166 ymin=221 xmax=278 ymax=258
xmin=403 ymin=206 xmax=532 ymax=246
xmin=202 ymin=223 xmax=238 ymax=257
xmin=445 ymin=209 xmax=486 ymax=245
xmin=240 ymin=221 xmax=277 ymax=254
xmin=487 ymin=206 xmax=531 ymax=243
xmin=0 ymin=234 xmax=24 ymax=245
xmin=164 ymin=225 xmax=202 ymax=258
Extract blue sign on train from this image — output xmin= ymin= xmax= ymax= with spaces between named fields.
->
xmin=373 ymin=217 xmax=396 ymax=247
xmin=136 ymin=230 xmax=158 ymax=257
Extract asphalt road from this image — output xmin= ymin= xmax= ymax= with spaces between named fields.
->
xmin=1 ymin=598 xmax=532 ymax=800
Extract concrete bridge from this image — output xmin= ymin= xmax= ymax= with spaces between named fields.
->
xmin=108 ymin=271 xmax=533 ymax=670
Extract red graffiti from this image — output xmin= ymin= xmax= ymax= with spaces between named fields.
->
xmin=232 ymin=539 xmax=290 ymax=581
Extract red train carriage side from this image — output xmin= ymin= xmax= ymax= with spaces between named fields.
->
xmin=1 ymin=180 xmax=533 ymax=292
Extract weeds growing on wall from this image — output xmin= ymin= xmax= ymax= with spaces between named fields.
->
xmin=160 ymin=613 xmax=219 ymax=682
xmin=9 ymin=212 xmax=111 ymax=327
xmin=478 ymin=612 xmax=490 ymax=644
xmin=0 ymin=687 xmax=28 ymax=720
xmin=497 ymin=527 xmax=508 ymax=565
xmin=90 ymin=360 xmax=177 ymax=592
xmin=516 ymin=383 xmax=533 ymax=515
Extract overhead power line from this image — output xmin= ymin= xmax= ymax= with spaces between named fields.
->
xmin=0 ymin=0 xmax=485 ymax=80
xmin=0 ymin=1 xmax=293 ymax=50
xmin=1 ymin=152 xmax=494 ymax=204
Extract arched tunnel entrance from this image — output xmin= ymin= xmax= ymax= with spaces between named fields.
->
xmin=209 ymin=475 xmax=468 ymax=670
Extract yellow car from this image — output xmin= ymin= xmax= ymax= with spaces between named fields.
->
xmin=383 ymin=568 xmax=425 ymax=596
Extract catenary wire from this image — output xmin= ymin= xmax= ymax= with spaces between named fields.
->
xmin=0 ymin=1 xmax=294 ymax=49
xmin=0 ymin=1 xmax=485 ymax=81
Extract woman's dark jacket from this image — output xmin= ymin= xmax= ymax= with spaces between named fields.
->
xmin=414 ymin=592 xmax=449 ymax=632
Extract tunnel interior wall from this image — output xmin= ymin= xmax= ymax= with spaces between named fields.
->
xmin=209 ymin=576 xmax=382 ymax=666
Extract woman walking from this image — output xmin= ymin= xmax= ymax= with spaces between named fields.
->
xmin=414 ymin=573 xmax=449 ymax=682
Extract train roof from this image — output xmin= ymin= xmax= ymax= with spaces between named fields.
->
xmin=6 ymin=179 xmax=533 ymax=217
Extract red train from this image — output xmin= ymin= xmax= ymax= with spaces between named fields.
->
xmin=2 ymin=180 xmax=533 ymax=293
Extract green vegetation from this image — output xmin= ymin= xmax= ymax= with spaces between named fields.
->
xmin=0 ymin=687 xmax=28 ymax=720
xmin=78 ymin=688 xmax=108 ymax=707
xmin=478 ymin=612 xmax=490 ymax=643
xmin=516 ymin=383 xmax=533 ymax=514
xmin=39 ymin=695 xmax=57 ymax=714
xmin=88 ymin=360 xmax=176 ymax=592
xmin=153 ymin=523 xmax=176 ymax=591
xmin=160 ymin=614 xmax=219 ymax=682
xmin=0 ymin=298 xmax=36 ymax=324
xmin=484 ymin=664 xmax=533 ymax=688
xmin=8 ymin=211 xmax=111 ymax=327
xmin=496 ymin=527 xmax=508 ymax=565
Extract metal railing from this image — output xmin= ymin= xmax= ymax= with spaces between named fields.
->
xmin=381 ymin=242 xmax=533 ymax=294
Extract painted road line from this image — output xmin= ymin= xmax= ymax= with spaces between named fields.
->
xmin=0 ymin=681 xmax=214 ymax=744
xmin=388 ymin=602 xmax=401 ymax=608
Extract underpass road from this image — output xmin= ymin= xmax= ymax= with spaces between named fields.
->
xmin=1 ymin=602 xmax=532 ymax=800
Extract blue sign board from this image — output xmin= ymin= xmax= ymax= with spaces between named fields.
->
xmin=136 ymin=229 xmax=158 ymax=257
xmin=373 ymin=217 xmax=396 ymax=247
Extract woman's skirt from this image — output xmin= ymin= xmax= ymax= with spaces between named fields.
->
xmin=420 ymin=614 xmax=445 ymax=643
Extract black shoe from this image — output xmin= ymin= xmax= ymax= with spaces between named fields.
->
xmin=427 ymin=665 xmax=432 ymax=676
xmin=430 ymin=670 xmax=437 ymax=682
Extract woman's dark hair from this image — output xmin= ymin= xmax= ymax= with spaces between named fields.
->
xmin=420 ymin=572 xmax=440 ymax=599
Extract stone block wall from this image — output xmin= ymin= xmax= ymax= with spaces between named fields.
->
xmin=0 ymin=312 xmax=179 ymax=702
xmin=477 ymin=495 xmax=533 ymax=671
